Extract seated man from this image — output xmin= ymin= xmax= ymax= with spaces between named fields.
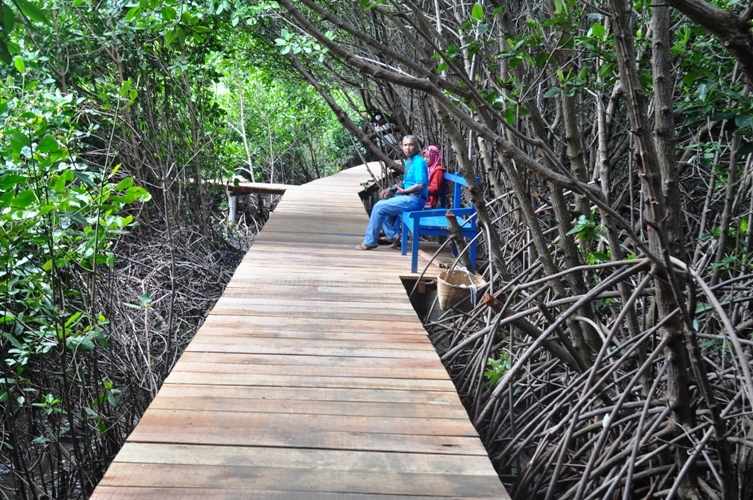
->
xmin=356 ymin=135 xmax=428 ymax=250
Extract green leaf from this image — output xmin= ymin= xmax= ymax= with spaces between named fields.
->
xmin=2 ymin=331 xmax=22 ymax=349
xmin=161 ymin=6 xmax=177 ymax=21
xmin=0 ymin=312 xmax=17 ymax=325
xmin=553 ymin=0 xmax=567 ymax=15
xmin=13 ymin=55 xmax=24 ymax=72
xmin=591 ymin=23 xmax=605 ymax=38
xmin=14 ymin=0 xmax=48 ymax=24
xmin=2 ymin=5 xmax=16 ymax=33
xmin=38 ymin=134 xmax=59 ymax=153
xmin=599 ymin=62 xmax=614 ymax=78
xmin=125 ymin=6 xmax=142 ymax=22
xmin=11 ymin=190 xmax=35 ymax=208
xmin=735 ymin=115 xmax=753 ymax=129
xmin=503 ymin=106 xmax=516 ymax=124
xmin=0 ymin=173 xmax=25 ymax=189
xmin=119 ymin=79 xmax=132 ymax=98
xmin=114 ymin=177 xmax=134 ymax=190
xmin=14 ymin=0 xmax=50 ymax=24
xmin=0 ymin=39 xmax=11 ymax=65
xmin=739 ymin=219 xmax=748 ymax=234
xmin=165 ymin=27 xmax=178 ymax=46
xmin=543 ymin=87 xmax=560 ymax=98
xmin=437 ymin=62 xmax=448 ymax=72
xmin=66 ymin=335 xmax=94 ymax=352
xmin=53 ymin=173 xmax=68 ymax=192
xmin=471 ymin=3 xmax=483 ymax=21
xmin=697 ymin=83 xmax=708 ymax=102
xmin=65 ymin=311 xmax=83 ymax=329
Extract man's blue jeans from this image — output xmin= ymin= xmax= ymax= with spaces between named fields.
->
xmin=364 ymin=194 xmax=426 ymax=247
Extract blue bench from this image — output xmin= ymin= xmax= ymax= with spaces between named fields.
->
xmin=400 ymin=173 xmax=478 ymax=273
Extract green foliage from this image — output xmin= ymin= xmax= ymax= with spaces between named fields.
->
xmin=214 ymin=66 xmax=353 ymax=183
xmin=0 ymin=0 xmax=48 ymax=64
xmin=0 ymin=71 xmax=148 ymax=360
xmin=0 ymin=52 xmax=150 ymax=491
xmin=566 ymin=212 xmax=605 ymax=243
xmin=673 ymin=19 xmax=753 ymax=142
xmin=484 ymin=352 xmax=510 ymax=389
xmin=274 ymin=27 xmax=331 ymax=62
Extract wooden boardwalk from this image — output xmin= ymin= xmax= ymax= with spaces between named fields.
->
xmin=91 ymin=164 xmax=509 ymax=499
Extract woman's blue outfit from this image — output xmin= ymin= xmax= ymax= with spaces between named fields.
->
xmin=363 ymin=155 xmax=429 ymax=247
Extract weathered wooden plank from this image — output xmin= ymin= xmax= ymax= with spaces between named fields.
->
xmin=163 ymin=372 xmax=456 ymax=391
xmin=184 ymin=336 xmax=435 ymax=351
xmin=154 ymin=384 xmax=464 ymax=405
xmin=148 ymin=396 xmax=467 ymax=419
xmin=219 ymin=289 xmax=411 ymax=302
xmin=194 ymin=314 xmax=427 ymax=336
xmin=98 ymin=463 xmax=505 ymax=497
xmin=171 ymin=361 xmax=448 ymax=380
xmin=206 ymin=308 xmax=418 ymax=321
xmin=91 ymin=486 xmax=506 ymax=500
xmin=197 ymin=315 xmax=428 ymax=333
xmin=193 ymin=329 xmax=430 ymax=342
xmin=212 ymin=297 xmax=418 ymax=313
xmin=137 ymin=408 xmax=479 ymax=438
xmin=127 ymin=424 xmax=486 ymax=456
xmin=113 ymin=443 xmax=496 ymax=474
xmin=183 ymin=342 xmax=441 ymax=359
xmin=176 ymin=352 xmax=441 ymax=368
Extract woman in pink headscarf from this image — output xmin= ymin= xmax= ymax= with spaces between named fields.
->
xmin=422 ymin=145 xmax=446 ymax=208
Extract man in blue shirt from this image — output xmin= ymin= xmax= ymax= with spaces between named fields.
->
xmin=356 ymin=135 xmax=429 ymax=250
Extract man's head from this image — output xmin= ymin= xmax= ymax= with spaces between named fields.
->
xmin=401 ymin=135 xmax=419 ymax=159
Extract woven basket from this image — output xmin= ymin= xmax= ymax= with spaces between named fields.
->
xmin=437 ymin=269 xmax=486 ymax=311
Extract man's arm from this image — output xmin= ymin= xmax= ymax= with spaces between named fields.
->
xmin=396 ymin=183 xmax=424 ymax=195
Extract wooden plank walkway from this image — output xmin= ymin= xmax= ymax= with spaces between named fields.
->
xmin=91 ymin=164 xmax=509 ymax=499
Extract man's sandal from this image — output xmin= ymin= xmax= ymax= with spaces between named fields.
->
xmin=355 ymin=243 xmax=377 ymax=250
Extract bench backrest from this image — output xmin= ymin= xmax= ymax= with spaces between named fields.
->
xmin=441 ymin=172 xmax=471 ymax=210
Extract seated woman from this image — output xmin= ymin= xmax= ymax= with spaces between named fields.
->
xmin=422 ymin=145 xmax=446 ymax=209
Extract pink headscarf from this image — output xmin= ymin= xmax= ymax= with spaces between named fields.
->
xmin=422 ymin=145 xmax=442 ymax=174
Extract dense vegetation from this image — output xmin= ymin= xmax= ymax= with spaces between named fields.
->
xmin=3 ymin=0 xmax=753 ymax=498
